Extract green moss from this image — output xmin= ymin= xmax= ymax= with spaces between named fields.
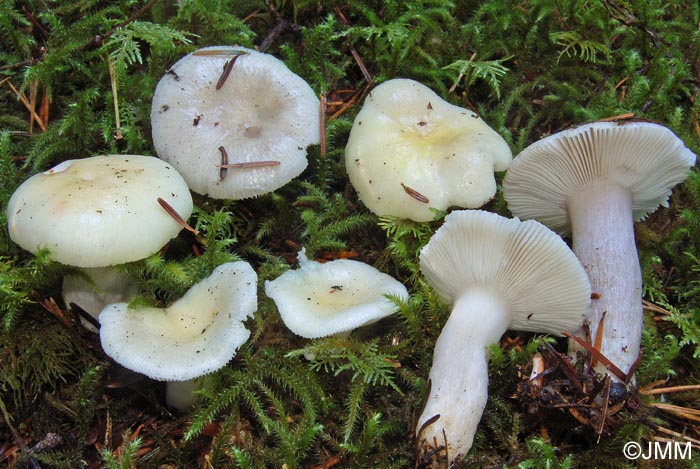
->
xmin=1 ymin=0 xmax=699 ymax=467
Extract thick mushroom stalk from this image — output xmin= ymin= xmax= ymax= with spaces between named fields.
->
xmin=567 ymin=183 xmax=640 ymax=376
xmin=62 ymin=267 xmax=139 ymax=333
xmin=417 ymin=287 xmax=510 ymax=461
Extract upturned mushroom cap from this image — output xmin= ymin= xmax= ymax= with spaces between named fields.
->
xmin=419 ymin=210 xmax=591 ymax=334
xmin=151 ymin=46 xmax=320 ymax=200
xmin=6 ymin=155 xmax=193 ymax=267
xmin=345 ymin=78 xmax=512 ymax=222
xmin=502 ymin=120 xmax=696 ymax=235
xmin=416 ymin=210 xmax=590 ymax=462
xmin=264 ymin=250 xmax=409 ymax=338
xmin=99 ymin=261 xmax=257 ymax=381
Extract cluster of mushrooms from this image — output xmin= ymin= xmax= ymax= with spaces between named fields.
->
xmin=6 ymin=45 xmax=697 ymax=464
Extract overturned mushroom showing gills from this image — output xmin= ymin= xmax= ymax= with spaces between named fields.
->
xmin=99 ymin=261 xmax=257 ymax=407
xmin=502 ymin=121 xmax=696 ymax=380
xmin=265 ymin=249 xmax=409 ymax=338
xmin=151 ymin=46 xmax=320 ymax=199
xmin=345 ymin=78 xmax=512 ymax=222
xmin=6 ymin=155 xmax=193 ymax=267
xmin=417 ymin=210 xmax=590 ymax=464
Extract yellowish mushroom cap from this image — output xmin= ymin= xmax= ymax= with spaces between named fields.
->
xmin=6 ymin=155 xmax=193 ymax=267
xmin=99 ymin=261 xmax=257 ymax=381
xmin=345 ymin=79 xmax=512 ymax=221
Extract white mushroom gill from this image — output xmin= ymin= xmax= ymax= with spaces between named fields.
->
xmin=265 ymin=249 xmax=409 ymax=338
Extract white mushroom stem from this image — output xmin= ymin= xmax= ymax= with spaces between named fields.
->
xmin=417 ymin=287 xmax=510 ymax=462
xmin=166 ymin=378 xmax=204 ymax=412
xmin=567 ymin=183 xmax=641 ymax=380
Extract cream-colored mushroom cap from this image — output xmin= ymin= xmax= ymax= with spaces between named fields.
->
xmin=265 ymin=250 xmax=409 ymax=338
xmin=420 ymin=210 xmax=591 ymax=334
xmin=151 ymin=46 xmax=320 ymax=200
xmin=503 ymin=120 xmax=696 ymax=235
xmin=345 ymin=78 xmax=512 ymax=222
xmin=99 ymin=261 xmax=257 ymax=382
xmin=6 ymin=155 xmax=193 ymax=267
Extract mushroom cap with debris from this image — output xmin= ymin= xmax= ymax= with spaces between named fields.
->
xmin=6 ymin=155 xmax=193 ymax=268
xmin=345 ymin=78 xmax=512 ymax=222
xmin=265 ymin=250 xmax=409 ymax=338
xmin=151 ymin=46 xmax=320 ymax=200
xmin=99 ymin=261 xmax=257 ymax=382
xmin=502 ymin=120 xmax=696 ymax=235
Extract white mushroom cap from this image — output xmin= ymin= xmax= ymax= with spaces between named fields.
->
xmin=503 ymin=120 xmax=696 ymax=235
xmin=62 ymin=267 xmax=140 ymax=333
xmin=264 ymin=249 xmax=409 ymax=338
xmin=151 ymin=46 xmax=320 ymax=200
xmin=420 ymin=210 xmax=591 ymax=334
xmin=6 ymin=155 xmax=193 ymax=268
xmin=345 ymin=78 xmax=512 ymax=222
xmin=99 ymin=261 xmax=257 ymax=382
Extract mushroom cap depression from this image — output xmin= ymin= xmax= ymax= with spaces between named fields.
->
xmin=345 ymin=78 xmax=512 ymax=222
xmin=502 ymin=120 xmax=696 ymax=235
xmin=6 ymin=155 xmax=193 ymax=267
xmin=99 ymin=261 xmax=257 ymax=382
xmin=151 ymin=46 xmax=320 ymax=199
xmin=419 ymin=210 xmax=591 ymax=334
xmin=265 ymin=250 xmax=409 ymax=338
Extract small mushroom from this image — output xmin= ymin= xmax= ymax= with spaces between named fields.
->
xmin=99 ymin=261 xmax=257 ymax=410
xmin=416 ymin=210 xmax=590 ymax=463
xmin=344 ymin=78 xmax=512 ymax=221
xmin=6 ymin=155 xmax=193 ymax=267
xmin=151 ymin=46 xmax=320 ymax=200
xmin=264 ymin=249 xmax=409 ymax=338
xmin=502 ymin=120 xmax=696 ymax=380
